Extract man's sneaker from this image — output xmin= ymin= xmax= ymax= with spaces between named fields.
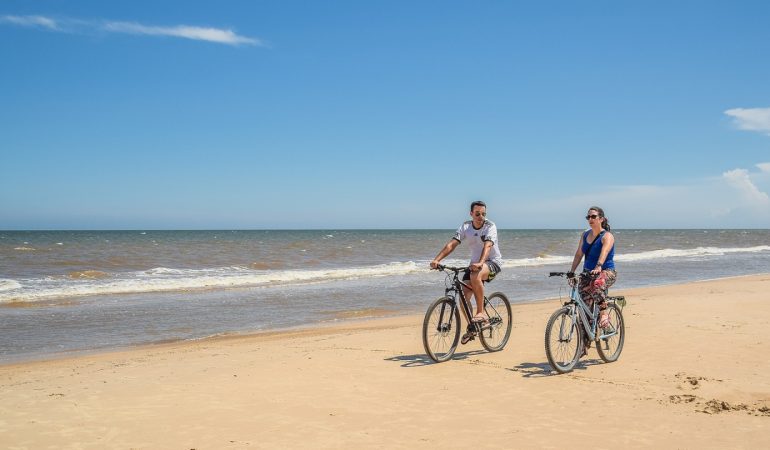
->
xmin=461 ymin=332 xmax=475 ymax=345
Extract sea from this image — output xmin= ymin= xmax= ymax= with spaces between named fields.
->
xmin=1 ymin=229 xmax=769 ymax=363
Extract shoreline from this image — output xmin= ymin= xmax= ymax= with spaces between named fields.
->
xmin=3 ymin=271 xmax=769 ymax=367
xmin=2 ymin=274 xmax=770 ymax=447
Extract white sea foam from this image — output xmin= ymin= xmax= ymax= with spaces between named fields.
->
xmin=501 ymin=255 xmax=573 ymax=267
xmin=0 ymin=261 xmax=426 ymax=303
xmin=2 ymin=245 xmax=768 ymax=303
xmin=501 ymin=245 xmax=770 ymax=267
xmin=616 ymin=245 xmax=770 ymax=262
xmin=0 ymin=279 xmax=22 ymax=292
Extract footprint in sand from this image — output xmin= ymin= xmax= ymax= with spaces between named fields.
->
xmin=674 ymin=372 xmax=722 ymax=390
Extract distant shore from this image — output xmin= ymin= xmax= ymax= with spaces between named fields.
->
xmin=2 ymin=274 xmax=769 ymax=448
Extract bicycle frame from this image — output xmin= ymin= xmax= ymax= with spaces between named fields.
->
xmin=439 ymin=266 xmax=501 ymax=334
xmin=566 ymin=281 xmax=601 ymax=341
xmin=446 ymin=272 xmax=474 ymax=320
xmin=554 ymin=272 xmax=619 ymax=342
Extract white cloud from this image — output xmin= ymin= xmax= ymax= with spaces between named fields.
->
xmin=1 ymin=14 xmax=262 ymax=47
xmin=0 ymin=14 xmax=59 ymax=30
xmin=757 ymin=162 xmax=770 ymax=173
xmin=722 ymin=168 xmax=770 ymax=205
xmin=102 ymin=21 xmax=262 ymax=46
xmin=497 ymin=166 xmax=770 ymax=228
xmin=724 ymin=107 xmax=770 ymax=135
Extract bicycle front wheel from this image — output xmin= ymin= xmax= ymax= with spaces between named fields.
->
xmin=422 ymin=296 xmax=461 ymax=363
xmin=479 ymin=292 xmax=512 ymax=352
xmin=545 ymin=306 xmax=583 ymax=373
xmin=596 ymin=303 xmax=625 ymax=363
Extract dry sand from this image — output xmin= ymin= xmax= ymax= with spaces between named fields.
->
xmin=2 ymin=274 xmax=769 ymax=449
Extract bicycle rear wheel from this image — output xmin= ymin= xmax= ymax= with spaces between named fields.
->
xmin=544 ymin=306 xmax=583 ymax=373
xmin=422 ymin=296 xmax=461 ymax=363
xmin=596 ymin=303 xmax=625 ymax=363
xmin=479 ymin=292 xmax=512 ymax=352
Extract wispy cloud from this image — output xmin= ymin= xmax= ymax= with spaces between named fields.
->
xmin=757 ymin=162 xmax=770 ymax=173
xmin=102 ymin=21 xmax=262 ymax=46
xmin=724 ymin=107 xmax=770 ymax=135
xmin=0 ymin=14 xmax=59 ymax=30
xmin=0 ymin=14 xmax=262 ymax=46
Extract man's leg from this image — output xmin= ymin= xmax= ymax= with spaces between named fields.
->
xmin=469 ymin=264 xmax=491 ymax=318
xmin=461 ymin=285 xmax=474 ymax=322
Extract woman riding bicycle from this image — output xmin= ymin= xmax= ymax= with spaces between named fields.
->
xmin=568 ymin=206 xmax=616 ymax=329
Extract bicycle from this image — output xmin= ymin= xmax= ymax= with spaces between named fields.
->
xmin=422 ymin=264 xmax=512 ymax=363
xmin=544 ymin=271 xmax=626 ymax=373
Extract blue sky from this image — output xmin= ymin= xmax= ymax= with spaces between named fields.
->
xmin=1 ymin=1 xmax=769 ymax=229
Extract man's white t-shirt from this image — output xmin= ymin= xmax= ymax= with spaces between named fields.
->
xmin=452 ymin=220 xmax=502 ymax=266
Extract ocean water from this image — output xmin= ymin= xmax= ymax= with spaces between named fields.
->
xmin=1 ymin=229 xmax=769 ymax=362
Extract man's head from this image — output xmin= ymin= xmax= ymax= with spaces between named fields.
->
xmin=469 ymin=200 xmax=487 ymax=225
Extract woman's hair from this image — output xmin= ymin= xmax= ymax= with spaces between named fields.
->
xmin=588 ymin=206 xmax=611 ymax=231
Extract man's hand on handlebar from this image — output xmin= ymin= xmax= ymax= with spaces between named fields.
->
xmin=430 ymin=260 xmax=441 ymax=270
xmin=469 ymin=262 xmax=483 ymax=272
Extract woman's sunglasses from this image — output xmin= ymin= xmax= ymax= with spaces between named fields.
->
xmin=585 ymin=214 xmax=600 ymax=220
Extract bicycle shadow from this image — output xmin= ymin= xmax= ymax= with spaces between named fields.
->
xmin=509 ymin=358 xmax=603 ymax=378
xmin=384 ymin=349 xmax=488 ymax=368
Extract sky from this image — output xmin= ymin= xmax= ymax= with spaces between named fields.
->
xmin=1 ymin=0 xmax=769 ymax=229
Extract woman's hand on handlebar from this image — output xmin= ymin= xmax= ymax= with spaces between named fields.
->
xmin=567 ymin=270 xmax=577 ymax=286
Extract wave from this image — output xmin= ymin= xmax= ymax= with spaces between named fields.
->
xmin=501 ymin=245 xmax=770 ymax=267
xmin=0 ymin=262 xmax=426 ymax=303
xmin=68 ymin=270 xmax=110 ymax=279
xmin=616 ymin=245 xmax=770 ymax=262
xmin=2 ymin=245 xmax=768 ymax=303
xmin=0 ymin=279 xmax=23 ymax=292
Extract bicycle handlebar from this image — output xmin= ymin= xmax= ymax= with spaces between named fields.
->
xmin=549 ymin=271 xmax=574 ymax=278
xmin=549 ymin=270 xmax=596 ymax=280
xmin=435 ymin=264 xmax=469 ymax=273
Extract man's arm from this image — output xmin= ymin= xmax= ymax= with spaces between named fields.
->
xmin=430 ymin=239 xmax=460 ymax=269
xmin=470 ymin=241 xmax=494 ymax=272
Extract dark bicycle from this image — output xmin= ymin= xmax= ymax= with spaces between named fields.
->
xmin=422 ymin=264 xmax=512 ymax=363
xmin=544 ymin=271 xmax=626 ymax=373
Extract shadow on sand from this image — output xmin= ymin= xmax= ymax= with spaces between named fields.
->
xmin=509 ymin=358 xmax=603 ymax=377
xmin=384 ymin=349 xmax=488 ymax=368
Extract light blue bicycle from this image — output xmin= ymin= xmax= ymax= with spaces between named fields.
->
xmin=545 ymin=271 xmax=626 ymax=373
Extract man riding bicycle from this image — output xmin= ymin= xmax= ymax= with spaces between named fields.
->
xmin=430 ymin=201 xmax=503 ymax=332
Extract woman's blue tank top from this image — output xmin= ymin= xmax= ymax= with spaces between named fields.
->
xmin=582 ymin=230 xmax=615 ymax=270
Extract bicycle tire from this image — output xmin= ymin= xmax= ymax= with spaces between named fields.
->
xmin=544 ymin=306 xmax=583 ymax=373
xmin=596 ymin=303 xmax=625 ymax=363
xmin=422 ymin=296 xmax=461 ymax=363
xmin=479 ymin=292 xmax=512 ymax=352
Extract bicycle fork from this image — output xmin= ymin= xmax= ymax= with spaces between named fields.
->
xmin=435 ymin=301 xmax=454 ymax=334
xmin=558 ymin=307 xmax=579 ymax=343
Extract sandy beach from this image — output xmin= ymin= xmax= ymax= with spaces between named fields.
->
xmin=2 ymin=274 xmax=769 ymax=449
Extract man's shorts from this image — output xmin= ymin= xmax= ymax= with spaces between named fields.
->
xmin=463 ymin=261 xmax=502 ymax=283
